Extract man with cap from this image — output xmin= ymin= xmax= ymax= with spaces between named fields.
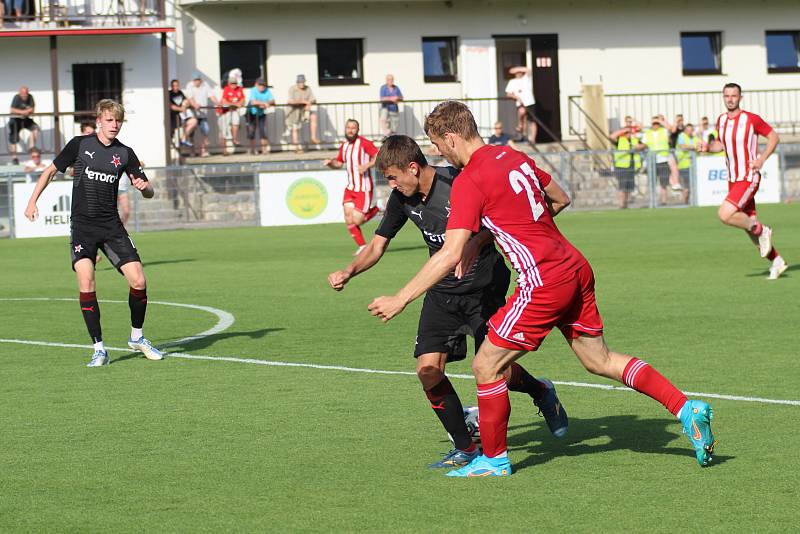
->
xmin=184 ymin=71 xmax=217 ymax=157
xmin=247 ymin=77 xmax=275 ymax=154
xmin=218 ymin=73 xmax=246 ymax=154
xmin=287 ymin=74 xmax=320 ymax=152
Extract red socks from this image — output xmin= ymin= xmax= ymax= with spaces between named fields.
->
xmin=476 ymin=378 xmax=511 ymax=457
xmin=622 ymin=358 xmax=686 ymax=416
xmin=364 ymin=206 xmax=379 ymax=222
xmin=750 ymin=221 xmax=764 ymax=236
xmin=767 ymin=247 xmax=779 ymax=261
xmin=346 ymin=224 xmax=366 ymax=246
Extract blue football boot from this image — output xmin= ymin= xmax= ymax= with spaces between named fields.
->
xmin=445 ymin=454 xmax=512 ymax=477
xmin=428 ymin=447 xmax=481 ymax=469
xmin=679 ymin=400 xmax=716 ymax=467
xmin=534 ymin=378 xmax=568 ymax=438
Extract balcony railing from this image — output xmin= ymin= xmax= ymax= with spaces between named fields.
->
xmin=1 ymin=0 xmax=168 ymax=29
xmin=568 ymin=88 xmax=800 ymax=140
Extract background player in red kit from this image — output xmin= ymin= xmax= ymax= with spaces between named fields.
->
xmin=708 ymin=83 xmax=787 ymax=280
xmin=324 ymin=119 xmax=380 ymax=255
xmin=369 ymin=101 xmax=716 ymax=476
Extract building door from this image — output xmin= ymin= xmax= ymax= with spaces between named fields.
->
xmin=495 ymin=38 xmax=528 ymax=141
xmin=529 ymin=34 xmax=561 ymax=142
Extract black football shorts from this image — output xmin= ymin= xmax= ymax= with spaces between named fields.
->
xmin=70 ymin=219 xmax=141 ymax=273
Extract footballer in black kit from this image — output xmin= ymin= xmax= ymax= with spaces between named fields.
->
xmin=375 ymin=165 xmax=510 ymax=360
xmin=55 ymin=131 xmax=144 ymax=270
xmin=328 ymin=135 xmax=556 ymax=468
xmin=24 ymin=99 xmax=164 ymax=367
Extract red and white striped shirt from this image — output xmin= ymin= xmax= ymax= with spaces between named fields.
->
xmin=336 ymin=136 xmax=378 ymax=192
xmin=716 ymin=110 xmax=773 ymax=182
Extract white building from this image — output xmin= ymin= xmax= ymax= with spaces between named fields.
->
xmin=2 ymin=0 xmax=799 ymax=166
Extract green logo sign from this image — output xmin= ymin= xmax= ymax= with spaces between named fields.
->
xmin=286 ymin=177 xmax=328 ymax=219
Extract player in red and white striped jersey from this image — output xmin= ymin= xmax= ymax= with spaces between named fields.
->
xmin=324 ymin=119 xmax=380 ymax=254
xmin=369 ymin=101 xmax=716 ymax=475
xmin=710 ymin=83 xmax=787 ymax=280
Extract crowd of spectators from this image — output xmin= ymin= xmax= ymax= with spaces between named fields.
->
xmin=610 ymin=113 xmax=722 ymax=208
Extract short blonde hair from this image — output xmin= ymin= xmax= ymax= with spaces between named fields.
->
xmin=95 ymin=99 xmax=125 ymax=121
xmin=424 ymin=100 xmax=480 ymax=141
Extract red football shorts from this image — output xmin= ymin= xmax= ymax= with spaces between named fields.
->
xmin=488 ymin=261 xmax=604 ymax=351
xmin=342 ymin=188 xmax=373 ymax=213
xmin=725 ymin=175 xmax=760 ymax=217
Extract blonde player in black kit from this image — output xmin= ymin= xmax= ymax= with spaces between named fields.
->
xmin=327 ymin=135 xmax=567 ymax=468
xmin=24 ymin=99 xmax=163 ymax=367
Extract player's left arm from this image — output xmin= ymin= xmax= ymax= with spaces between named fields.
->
xmin=126 ymin=149 xmax=154 ymax=199
xmin=358 ymin=141 xmax=378 ymax=173
xmin=368 ymin=228 xmax=472 ymax=322
xmin=455 ymin=228 xmax=494 ymax=279
xmin=751 ymin=118 xmax=779 ymax=172
xmin=543 ymin=179 xmax=571 ymax=217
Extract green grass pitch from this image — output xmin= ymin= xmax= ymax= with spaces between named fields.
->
xmin=1 ymin=205 xmax=798 ymax=532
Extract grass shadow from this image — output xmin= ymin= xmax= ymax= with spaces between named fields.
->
xmin=505 ymin=414 xmax=732 ymax=471
xmin=97 ymin=258 xmax=197 ymax=271
xmin=110 ymin=327 xmax=285 ymax=363
xmin=745 ymin=263 xmax=797 ymax=278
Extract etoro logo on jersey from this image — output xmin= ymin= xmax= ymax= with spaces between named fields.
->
xmin=86 ymin=168 xmax=118 ymax=183
xmin=286 ymin=177 xmax=328 ymax=219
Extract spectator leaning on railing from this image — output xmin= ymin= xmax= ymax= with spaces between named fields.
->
xmin=287 ymin=74 xmax=320 ymax=152
xmin=168 ymin=79 xmax=196 ymax=148
xmin=611 ymin=116 xmax=646 ymax=209
xmin=505 ymin=65 xmax=537 ymax=145
xmin=487 ymin=121 xmax=519 ymax=151
xmin=218 ymin=74 xmax=246 ymax=154
xmin=184 ymin=72 xmax=216 ymax=157
xmin=379 ymin=74 xmax=404 ymax=136
xmin=643 ymin=115 xmax=680 ymax=205
xmin=675 ymin=123 xmax=701 ymax=204
xmin=247 ymin=77 xmax=275 ymax=155
xmin=23 ymin=147 xmax=51 ymax=182
xmin=9 ymin=86 xmax=40 ymax=165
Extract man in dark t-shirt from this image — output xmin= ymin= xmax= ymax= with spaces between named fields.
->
xmin=327 ymin=135 xmax=567 ymax=469
xmin=9 ymin=86 xmax=40 ymax=164
xmin=24 ymin=99 xmax=164 ymax=367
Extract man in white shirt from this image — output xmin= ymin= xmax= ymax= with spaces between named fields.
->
xmin=184 ymin=71 xmax=217 ymax=157
xmin=504 ymin=66 xmax=537 ymax=145
xmin=23 ymin=147 xmax=52 ymax=182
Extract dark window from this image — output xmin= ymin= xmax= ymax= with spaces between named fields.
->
xmin=422 ymin=37 xmax=458 ymax=82
xmin=317 ymin=39 xmax=363 ymax=85
xmin=766 ymin=31 xmax=800 ymax=73
xmin=72 ymin=63 xmax=123 ymax=114
xmin=680 ymin=32 xmax=722 ymax=75
xmin=219 ymin=41 xmax=267 ymax=87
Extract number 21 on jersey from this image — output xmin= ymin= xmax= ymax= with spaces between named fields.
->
xmin=508 ymin=162 xmax=545 ymax=221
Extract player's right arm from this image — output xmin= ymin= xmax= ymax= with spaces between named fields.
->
xmin=24 ymin=164 xmax=59 ymax=221
xmin=25 ymin=137 xmax=80 ymax=221
xmin=328 ymin=235 xmax=391 ymax=291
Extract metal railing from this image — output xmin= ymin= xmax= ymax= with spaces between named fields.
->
xmin=568 ymin=88 xmax=800 ymax=139
xmin=0 ymin=111 xmax=95 ymax=161
xmin=173 ymin=97 xmax=514 ymax=158
xmin=0 ymin=0 xmax=168 ymax=29
xmin=5 ymin=143 xmax=798 ymax=239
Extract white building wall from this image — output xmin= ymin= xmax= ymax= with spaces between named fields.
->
xmin=1 ymin=34 xmax=168 ymax=166
xmin=176 ymin=0 xmax=800 ymax=137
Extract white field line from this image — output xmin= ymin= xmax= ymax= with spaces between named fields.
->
xmin=1 ymin=338 xmax=799 ymax=407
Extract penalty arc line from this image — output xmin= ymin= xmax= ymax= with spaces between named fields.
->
xmin=1 ymin=338 xmax=799 ymax=407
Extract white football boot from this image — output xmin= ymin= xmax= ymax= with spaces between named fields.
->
xmin=758 ymin=225 xmax=773 ymax=258
xmin=768 ymin=256 xmax=788 ymax=280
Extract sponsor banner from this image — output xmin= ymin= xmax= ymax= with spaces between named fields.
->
xmin=13 ymin=181 xmax=73 ymax=238
xmin=695 ymin=154 xmax=781 ymax=206
xmin=258 ymin=170 xmax=348 ymax=226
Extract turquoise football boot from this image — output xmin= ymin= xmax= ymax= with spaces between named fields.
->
xmin=445 ymin=454 xmax=512 ymax=477
xmin=679 ymin=400 xmax=716 ymax=467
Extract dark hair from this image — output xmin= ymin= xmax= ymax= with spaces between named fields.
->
xmin=30 ymin=146 xmax=41 ymax=155
xmin=170 ymin=79 xmax=179 ymax=85
xmin=424 ymin=100 xmax=480 ymax=141
xmin=375 ymin=135 xmax=428 ymax=172
xmin=346 ymin=118 xmax=360 ymax=129
xmin=723 ymin=82 xmax=742 ymax=94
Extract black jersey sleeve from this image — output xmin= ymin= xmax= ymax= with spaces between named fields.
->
xmin=375 ymin=191 xmax=408 ymax=239
xmin=52 ymin=136 xmax=82 ymax=173
xmin=125 ymin=147 xmax=148 ymax=181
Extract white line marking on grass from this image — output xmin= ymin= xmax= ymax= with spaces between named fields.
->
xmin=1 ymin=338 xmax=799 ymax=407
xmin=0 ymin=297 xmax=234 ymax=347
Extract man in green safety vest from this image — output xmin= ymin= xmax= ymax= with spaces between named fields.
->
xmin=675 ymin=123 xmax=701 ymax=204
xmin=643 ymin=115 xmax=681 ymax=205
xmin=610 ymin=116 xmax=646 ymax=209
